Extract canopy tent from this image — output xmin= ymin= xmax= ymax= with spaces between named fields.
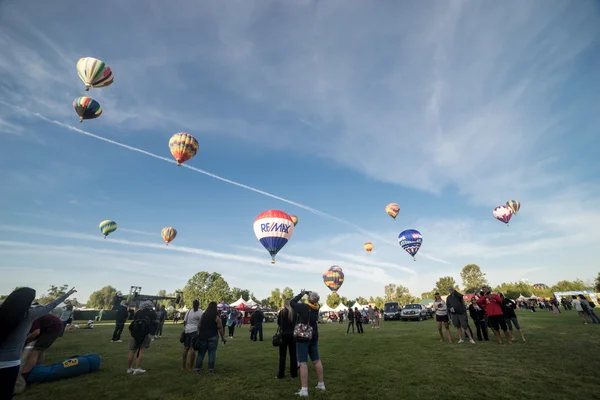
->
xmin=230 ymin=297 xmax=247 ymax=307
xmin=245 ymin=299 xmax=258 ymax=307
xmin=320 ymin=304 xmax=334 ymax=313
xmin=217 ymin=301 xmax=230 ymax=310
xmin=334 ymin=303 xmax=348 ymax=312
xmin=516 ymin=294 xmax=526 ymax=300
xmin=234 ymin=303 xmax=253 ymax=312
xmin=350 ymin=301 xmax=365 ymax=310
xmin=419 ymin=298 xmax=435 ymax=306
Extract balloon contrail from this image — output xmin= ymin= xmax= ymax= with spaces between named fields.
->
xmin=0 ymin=101 xmax=447 ymax=263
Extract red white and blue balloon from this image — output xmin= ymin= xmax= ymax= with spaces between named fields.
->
xmin=253 ymin=210 xmax=295 ymax=264
xmin=493 ymin=205 xmax=513 ymax=226
xmin=398 ymin=229 xmax=423 ymax=261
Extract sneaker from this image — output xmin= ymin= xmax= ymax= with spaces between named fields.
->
xmin=133 ymin=369 xmax=146 ymax=375
xmin=116 ymin=340 xmax=122 ymax=343
xmin=111 ymin=340 xmax=115 ymax=343
xmin=295 ymin=389 xmax=309 ymax=397
xmin=315 ymin=383 xmax=326 ymax=391
xmin=470 ymin=339 xmax=476 ymax=344
xmin=276 ymin=376 xmax=284 ymax=380
xmin=127 ymin=368 xmax=135 ymax=374
xmin=458 ymin=339 xmax=464 ymax=343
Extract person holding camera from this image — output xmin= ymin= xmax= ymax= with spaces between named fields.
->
xmin=477 ymin=287 xmax=512 ymax=344
xmin=290 ymin=289 xmax=325 ymax=397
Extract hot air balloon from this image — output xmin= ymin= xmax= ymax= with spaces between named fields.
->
xmin=385 ymin=203 xmax=400 ymax=220
xmin=290 ymin=215 xmax=299 ymax=226
xmin=506 ymin=200 xmax=521 ymax=215
xmin=76 ymin=57 xmax=114 ymax=91
xmin=253 ymin=210 xmax=295 ymax=264
xmin=398 ymin=229 xmax=423 ymax=261
xmin=323 ymin=266 xmax=344 ymax=293
xmin=532 ymin=283 xmax=548 ymax=290
xmin=99 ymin=220 xmax=117 ymax=238
xmin=169 ymin=132 xmax=199 ymax=166
xmin=364 ymin=242 xmax=373 ymax=253
xmin=493 ymin=205 xmax=513 ymax=226
xmin=73 ymin=96 xmax=102 ymax=123
xmin=161 ymin=227 xmax=177 ymax=246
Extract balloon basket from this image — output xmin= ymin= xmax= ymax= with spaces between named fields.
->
xmin=271 ymin=259 xmax=275 ymax=264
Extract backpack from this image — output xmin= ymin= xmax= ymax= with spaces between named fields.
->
xmin=129 ymin=317 xmax=150 ymax=343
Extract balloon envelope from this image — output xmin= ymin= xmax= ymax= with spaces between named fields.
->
xmin=99 ymin=220 xmax=117 ymax=238
xmin=290 ymin=215 xmax=298 ymax=226
xmin=169 ymin=132 xmax=199 ymax=165
xmin=398 ymin=229 xmax=423 ymax=260
xmin=385 ymin=203 xmax=400 ymax=220
xmin=161 ymin=227 xmax=177 ymax=245
xmin=506 ymin=200 xmax=521 ymax=215
xmin=323 ymin=266 xmax=344 ymax=293
xmin=364 ymin=242 xmax=373 ymax=252
xmin=253 ymin=210 xmax=295 ymax=263
xmin=493 ymin=205 xmax=513 ymax=225
xmin=76 ymin=57 xmax=114 ymax=91
xmin=73 ymin=96 xmax=102 ymax=122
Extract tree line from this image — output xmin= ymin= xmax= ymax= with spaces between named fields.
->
xmin=4 ymin=269 xmax=599 ymax=310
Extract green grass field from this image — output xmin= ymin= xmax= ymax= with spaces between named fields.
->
xmin=18 ymin=310 xmax=600 ymax=400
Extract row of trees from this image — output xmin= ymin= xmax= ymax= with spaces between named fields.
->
xmin=6 ymin=269 xmax=598 ymax=310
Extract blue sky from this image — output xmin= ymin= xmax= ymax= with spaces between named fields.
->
xmin=1 ymin=0 xmax=599 ymax=303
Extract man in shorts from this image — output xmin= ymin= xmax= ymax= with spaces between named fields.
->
xmin=446 ymin=287 xmax=476 ymax=344
xmin=127 ymin=301 xmax=158 ymax=375
xmin=22 ymin=313 xmax=64 ymax=377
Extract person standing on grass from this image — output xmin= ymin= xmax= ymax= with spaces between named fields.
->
xmin=290 ymin=290 xmax=325 ymax=397
xmin=58 ymin=304 xmax=73 ymax=337
xmin=446 ymin=287 xmax=475 ymax=344
xmin=112 ymin=302 xmax=129 ymax=343
xmin=468 ymin=297 xmax=489 ymax=341
xmin=127 ymin=301 xmax=158 ymax=375
xmin=182 ymin=300 xmax=203 ymax=370
xmin=578 ymin=295 xmax=600 ymax=324
xmin=194 ymin=302 xmax=226 ymax=375
xmin=571 ymin=296 xmax=590 ymax=324
xmin=477 ymin=287 xmax=512 ymax=344
xmin=155 ymin=305 xmax=167 ymax=339
xmin=368 ymin=305 xmax=375 ymax=328
xmin=374 ymin=307 xmax=381 ymax=329
xmin=346 ymin=306 xmax=355 ymax=334
xmin=354 ymin=308 xmax=364 ymax=334
xmin=250 ymin=308 xmax=264 ymax=341
xmin=226 ymin=308 xmax=237 ymax=338
xmin=276 ymin=299 xmax=298 ymax=380
xmin=433 ymin=293 xmax=452 ymax=343
xmin=499 ymin=292 xmax=525 ymax=342
xmin=0 ymin=287 xmax=76 ymax=400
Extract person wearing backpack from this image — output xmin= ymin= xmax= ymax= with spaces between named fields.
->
xmin=290 ymin=290 xmax=325 ymax=397
xmin=579 ymin=294 xmax=600 ymax=324
xmin=127 ymin=301 xmax=158 ymax=375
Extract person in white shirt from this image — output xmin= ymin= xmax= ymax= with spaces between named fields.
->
xmin=182 ymin=300 xmax=203 ymax=370
xmin=433 ymin=293 xmax=452 ymax=343
xmin=571 ymin=296 xmax=590 ymax=324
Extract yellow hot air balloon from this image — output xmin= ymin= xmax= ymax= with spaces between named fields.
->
xmin=99 ymin=220 xmax=117 ymax=238
xmin=385 ymin=203 xmax=400 ymax=220
xmin=364 ymin=242 xmax=373 ymax=253
xmin=290 ymin=215 xmax=298 ymax=226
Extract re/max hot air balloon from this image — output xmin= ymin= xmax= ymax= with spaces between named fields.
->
xmin=99 ymin=220 xmax=117 ymax=238
xmin=169 ymin=132 xmax=199 ymax=166
xmin=398 ymin=229 xmax=423 ymax=261
xmin=506 ymin=200 xmax=521 ymax=215
xmin=76 ymin=57 xmax=114 ymax=91
xmin=161 ymin=227 xmax=177 ymax=246
xmin=385 ymin=203 xmax=400 ymax=220
xmin=73 ymin=96 xmax=102 ymax=123
xmin=493 ymin=205 xmax=513 ymax=226
xmin=323 ymin=266 xmax=345 ymax=293
xmin=253 ymin=210 xmax=295 ymax=264
xmin=290 ymin=215 xmax=299 ymax=226
xmin=364 ymin=242 xmax=373 ymax=253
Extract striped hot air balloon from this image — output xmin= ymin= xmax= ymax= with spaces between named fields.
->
xmin=76 ymin=57 xmax=114 ymax=91
xmin=169 ymin=132 xmax=199 ymax=166
xmin=73 ymin=96 xmax=102 ymax=123
xmin=323 ymin=266 xmax=345 ymax=293
xmin=506 ymin=200 xmax=521 ymax=215
xmin=161 ymin=227 xmax=177 ymax=246
xmin=99 ymin=220 xmax=117 ymax=238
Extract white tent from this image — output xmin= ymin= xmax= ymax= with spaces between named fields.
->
xmin=351 ymin=301 xmax=365 ymax=310
xmin=320 ymin=304 xmax=334 ymax=313
xmin=334 ymin=303 xmax=348 ymax=312
xmin=230 ymin=297 xmax=247 ymax=307
xmin=245 ymin=299 xmax=258 ymax=307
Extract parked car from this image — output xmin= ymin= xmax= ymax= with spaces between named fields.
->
xmin=263 ymin=312 xmax=276 ymax=322
xmin=383 ymin=301 xmax=403 ymax=321
xmin=425 ymin=307 xmax=434 ymax=318
xmin=400 ymin=304 xmax=428 ymax=321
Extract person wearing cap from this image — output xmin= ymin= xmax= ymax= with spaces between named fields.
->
xmin=446 ymin=287 xmax=476 ymax=344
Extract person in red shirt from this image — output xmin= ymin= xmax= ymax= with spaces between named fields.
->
xmin=476 ymin=286 xmax=512 ymax=344
xmin=22 ymin=313 xmax=64 ymax=375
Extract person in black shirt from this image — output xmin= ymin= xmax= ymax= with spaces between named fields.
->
xmin=354 ymin=308 xmax=363 ymax=334
xmin=127 ymin=301 xmax=158 ymax=374
xmin=346 ymin=307 xmax=355 ymax=334
xmin=112 ymin=303 xmax=129 ymax=342
xmin=276 ymin=299 xmax=298 ymax=379
xmin=468 ymin=298 xmax=489 ymax=341
xmin=194 ymin=302 xmax=226 ymax=374
xmin=250 ymin=309 xmax=264 ymax=341
xmin=499 ymin=293 xmax=525 ymax=342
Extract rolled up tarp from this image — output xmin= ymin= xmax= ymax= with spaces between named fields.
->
xmin=26 ymin=353 xmax=101 ymax=384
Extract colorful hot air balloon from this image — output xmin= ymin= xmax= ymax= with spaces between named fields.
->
xmin=76 ymin=57 xmax=114 ymax=91
xmin=493 ymin=205 xmax=513 ymax=226
xmin=290 ymin=215 xmax=299 ymax=226
xmin=532 ymin=283 xmax=548 ymax=290
xmin=99 ymin=220 xmax=117 ymax=238
xmin=385 ymin=203 xmax=400 ymax=220
xmin=506 ymin=200 xmax=521 ymax=215
xmin=161 ymin=227 xmax=177 ymax=246
xmin=253 ymin=210 xmax=295 ymax=264
xmin=169 ymin=132 xmax=199 ymax=166
xmin=398 ymin=229 xmax=423 ymax=261
xmin=323 ymin=266 xmax=345 ymax=293
xmin=364 ymin=242 xmax=373 ymax=253
xmin=73 ymin=96 xmax=102 ymax=123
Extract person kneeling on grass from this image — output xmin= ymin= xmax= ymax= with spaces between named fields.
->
xmin=290 ymin=290 xmax=325 ymax=397
xmin=127 ymin=301 xmax=158 ymax=375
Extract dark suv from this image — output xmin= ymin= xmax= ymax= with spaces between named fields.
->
xmin=383 ymin=302 xmax=402 ymax=321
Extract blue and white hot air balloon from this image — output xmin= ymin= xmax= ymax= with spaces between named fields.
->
xmin=253 ymin=210 xmax=295 ymax=264
xmin=398 ymin=229 xmax=423 ymax=261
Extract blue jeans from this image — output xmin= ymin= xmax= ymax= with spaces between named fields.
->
xmin=195 ymin=336 xmax=219 ymax=370
xmin=588 ymin=309 xmax=600 ymax=324
xmin=251 ymin=323 xmax=263 ymax=341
